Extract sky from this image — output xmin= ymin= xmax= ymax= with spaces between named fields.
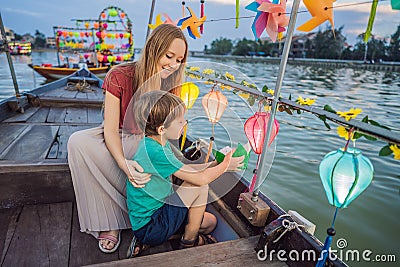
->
xmin=1 ymin=0 xmax=399 ymax=50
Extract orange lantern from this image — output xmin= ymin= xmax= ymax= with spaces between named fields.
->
xmin=120 ymin=12 xmax=125 ymax=19
xmin=93 ymin=22 xmax=99 ymax=29
xmin=97 ymin=54 xmax=104 ymax=62
xmin=179 ymin=82 xmax=200 ymax=150
xmin=202 ymin=85 xmax=228 ymax=162
xmin=101 ymin=12 xmax=106 ymax=19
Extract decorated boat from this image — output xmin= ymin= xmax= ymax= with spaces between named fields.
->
xmin=29 ymin=6 xmax=134 ymax=81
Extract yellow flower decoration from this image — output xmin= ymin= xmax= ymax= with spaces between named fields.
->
xmin=202 ymin=69 xmax=215 ymax=75
xmin=238 ymin=93 xmax=250 ymax=100
xmin=337 ymin=108 xmax=362 ymax=121
xmin=225 ymin=72 xmax=235 ymax=81
xmin=219 ymin=84 xmax=232 ymax=90
xmin=189 ymin=66 xmax=200 ymax=71
xmin=188 ymin=73 xmax=201 ymax=80
xmin=204 ymin=80 xmax=214 ymax=85
xmin=297 ymin=96 xmax=316 ymax=106
xmin=267 ymin=89 xmax=275 ymax=95
xmin=264 ymin=105 xmax=272 ymax=112
xmin=242 ymin=80 xmax=251 ymax=86
xmin=389 ymin=144 xmax=400 ymax=160
xmin=337 ymin=126 xmax=355 ymax=141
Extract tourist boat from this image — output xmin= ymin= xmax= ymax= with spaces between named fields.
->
xmin=0 ymin=68 xmax=356 ymax=267
xmin=8 ymin=41 xmax=32 ymax=56
xmin=28 ymin=63 xmax=110 ymax=80
xmin=29 ymin=6 xmax=134 ymax=81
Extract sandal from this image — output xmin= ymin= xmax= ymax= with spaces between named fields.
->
xmin=126 ymin=235 xmax=149 ymax=258
xmin=98 ymin=231 xmax=121 ymax=253
xmin=179 ymin=233 xmax=217 ymax=249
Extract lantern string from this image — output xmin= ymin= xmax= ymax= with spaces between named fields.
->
xmin=331 ymin=207 xmax=339 ymax=227
xmin=344 ymin=127 xmax=355 ymax=151
xmin=316 ymin=207 xmax=339 ymax=267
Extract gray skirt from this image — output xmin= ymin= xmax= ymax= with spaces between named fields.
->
xmin=67 ymin=126 xmax=141 ymax=238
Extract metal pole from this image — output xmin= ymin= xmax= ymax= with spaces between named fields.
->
xmin=252 ymin=0 xmax=301 ymax=201
xmin=363 ymin=43 xmax=368 ymax=63
xmin=0 ymin=12 xmax=20 ymax=97
xmin=145 ymin=0 xmax=156 ymax=41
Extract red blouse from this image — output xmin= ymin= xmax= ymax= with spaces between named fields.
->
xmin=102 ymin=63 xmax=137 ymax=130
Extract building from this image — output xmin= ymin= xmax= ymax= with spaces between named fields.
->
xmin=0 ymin=26 xmax=15 ymax=42
xmin=46 ymin=37 xmax=56 ymax=48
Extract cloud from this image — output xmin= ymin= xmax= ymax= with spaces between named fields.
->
xmin=2 ymin=7 xmax=41 ymax=17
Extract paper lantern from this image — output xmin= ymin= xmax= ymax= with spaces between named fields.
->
xmin=101 ymin=12 xmax=106 ymax=19
xmin=119 ymin=33 xmax=124 ymax=39
xmin=244 ymin=112 xmax=279 ymax=154
xmin=179 ymin=82 xmax=199 ymax=150
xmin=84 ymin=54 xmax=90 ymax=59
xmin=316 ymin=147 xmax=374 ymax=267
xmin=101 ymin=32 xmax=106 ymax=39
xmin=97 ymin=54 xmax=104 ymax=62
xmin=109 ymin=8 xmax=118 ymax=17
xmin=94 ymin=22 xmax=99 ymax=29
xmin=62 ymin=31 xmax=68 ymax=37
xmin=103 ymin=23 xmax=108 ymax=30
xmin=74 ymin=32 xmax=79 ymax=38
xmin=120 ymin=12 xmax=125 ymax=18
xmin=202 ymin=89 xmax=227 ymax=123
xmin=84 ymin=22 xmax=90 ymax=29
xmin=202 ymin=87 xmax=228 ymax=162
xmin=96 ymin=32 xmax=101 ymax=38
xmin=80 ymin=32 xmax=85 ymax=38
xmin=319 ymin=147 xmax=374 ymax=208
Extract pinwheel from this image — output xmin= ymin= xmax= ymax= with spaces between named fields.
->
xmin=316 ymin=135 xmax=374 ymax=267
xmin=297 ymin=0 xmax=336 ymax=32
xmin=244 ymin=106 xmax=279 ymax=192
xmin=202 ymin=85 xmax=228 ymax=162
xmin=177 ymin=7 xmax=206 ymax=39
xmin=149 ymin=13 xmax=177 ymax=30
xmin=180 ymin=82 xmax=200 ymax=150
xmin=245 ymin=0 xmax=281 ymax=40
xmin=257 ymin=0 xmax=290 ymax=42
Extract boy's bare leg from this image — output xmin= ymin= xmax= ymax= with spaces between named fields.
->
xmin=175 ymin=182 xmax=209 ymax=241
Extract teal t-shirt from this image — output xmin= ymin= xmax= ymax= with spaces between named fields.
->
xmin=127 ymin=137 xmax=184 ymax=231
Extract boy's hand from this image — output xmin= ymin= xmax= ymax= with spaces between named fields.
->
xmin=222 ymin=149 xmax=245 ymax=172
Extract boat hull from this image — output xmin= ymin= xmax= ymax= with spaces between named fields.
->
xmin=29 ymin=64 xmax=109 ymax=80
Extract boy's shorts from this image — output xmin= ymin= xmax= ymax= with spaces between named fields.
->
xmin=133 ymin=192 xmax=188 ymax=246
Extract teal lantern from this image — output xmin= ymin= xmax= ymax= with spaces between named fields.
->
xmin=316 ymin=147 xmax=374 ymax=267
xmin=319 ymin=147 xmax=374 ymax=208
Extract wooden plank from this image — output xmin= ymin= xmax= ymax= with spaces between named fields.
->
xmin=41 ymin=86 xmax=69 ymax=97
xmin=57 ymin=125 xmax=92 ymax=159
xmin=39 ymin=97 xmax=103 ymax=108
xmin=86 ymin=90 xmax=103 ymax=101
xmin=65 ymin=107 xmax=88 ymax=124
xmin=47 ymin=107 xmax=67 ymax=123
xmin=69 ymin=204 xmax=118 ymax=267
xmin=0 ymin=207 xmax=22 ymax=266
xmin=87 ymin=236 xmax=287 ymax=267
xmin=27 ymin=107 xmax=50 ymax=123
xmin=87 ymin=108 xmax=103 ymax=124
xmin=75 ymin=91 xmax=88 ymax=99
xmin=1 ymin=203 xmax=72 ymax=267
xmin=60 ymin=87 xmax=79 ymax=98
xmin=0 ymin=125 xmax=59 ymax=161
xmin=47 ymin=140 xmax=59 ymax=159
xmin=0 ymin=125 xmax=28 ymax=156
xmin=3 ymin=106 xmax=40 ymax=123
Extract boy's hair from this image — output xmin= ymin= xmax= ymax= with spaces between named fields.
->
xmin=134 ymin=90 xmax=185 ymax=136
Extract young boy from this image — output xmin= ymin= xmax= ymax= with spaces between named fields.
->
xmin=126 ymin=90 xmax=243 ymax=257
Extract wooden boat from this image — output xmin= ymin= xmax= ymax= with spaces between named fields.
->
xmin=28 ymin=63 xmax=110 ymax=80
xmin=0 ymin=68 xmax=349 ymax=267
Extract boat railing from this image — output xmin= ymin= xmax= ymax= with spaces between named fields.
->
xmin=186 ymin=69 xmax=400 ymax=146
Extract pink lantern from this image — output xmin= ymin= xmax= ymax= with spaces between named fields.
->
xmin=202 ymin=86 xmax=228 ymax=162
xmin=96 ymin=31 xmax=101 ymax=38
xmin=244 ymin=112 xmax=279 ymax=154
xmin=244 ymin=109 xmax=279 ymax=192
xmin=119 ymin=33 xmax=124 ymax=39
xmin=103 ymin=23 xmax=108 ymax=30
xmin=84 ymin=54 xmax=90 ymax=59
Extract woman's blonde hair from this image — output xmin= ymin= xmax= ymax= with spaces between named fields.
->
xmin=133 ymin=24 xmax=188 ymax=96
xmin=134 ymin=90 xmax=185 ymax=136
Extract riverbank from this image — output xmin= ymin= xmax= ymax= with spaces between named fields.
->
xmin=189 ymin=52 xmax=400 ymax=72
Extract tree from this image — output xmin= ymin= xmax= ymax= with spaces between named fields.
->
xmin=34 ymin=29 xmax=46 ymax=48
xmin=209 ymin=37 xmax=233 ymax=55
xmin=312 ymin=26 xmax=346 ymax=59
xmin=232 ymin=38 xmax=256 ymax=56
xmin=388 ymin=25 xmax=400 ymax=61
xmin=353 ymin=33 xmax=387 ymax=62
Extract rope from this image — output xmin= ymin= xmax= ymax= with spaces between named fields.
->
xmin=273 ymin=214 xmax=305 ymax=243
xmin=66 ymin=79 xmax=95 ymax=93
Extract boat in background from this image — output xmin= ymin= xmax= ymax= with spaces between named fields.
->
xmin=28 ymin=63 xmax=109 ymax=80
xmin=30 ymin=6 xmax=134 ymax=81
xmin=8 ymin=41 xmax=32 ymax=55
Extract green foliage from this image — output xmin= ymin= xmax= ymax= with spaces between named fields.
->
xmin=209 ymin=37 xmax=233 ymax=55
xmin=312 ymin=26 xmax=346 ymax=59
xmin=323 ymin=105 xmax=337 ymax=114
xmin=388 ymin=25 xmax=400 ymax=61
xmin=379 ymin=145 xmax=393 ymax=156
xmin=34 ymin=29 xmax=46 ymax=48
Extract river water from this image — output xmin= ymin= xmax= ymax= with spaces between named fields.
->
xmin=1 ymin=52 xmax=399 ymax=266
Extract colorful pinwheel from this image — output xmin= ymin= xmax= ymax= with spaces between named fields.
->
xmin=257 ymin=0 xmax=289 ymax=42
xmin=149 ymin=13 xmax=177 ymax=30
xmin=297 ymin=0 xmax=336 ymax=32
xmin=177 ymin=7 xmax=206 ymax=39
xmin=245 ymin=0 xmax=285 ymax=40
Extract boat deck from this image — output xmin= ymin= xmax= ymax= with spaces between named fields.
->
xmin=0 ymin=202 xmax=287 ymax=267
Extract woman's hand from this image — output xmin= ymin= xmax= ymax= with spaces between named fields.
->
xmin=124 ymin=159 xmax=151 ymax=188
xmin=222 ymin=149 xmax=244 ymax=172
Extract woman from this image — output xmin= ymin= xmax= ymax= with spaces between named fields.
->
xmin=68 ymin=24 xmax=191 ymax=253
